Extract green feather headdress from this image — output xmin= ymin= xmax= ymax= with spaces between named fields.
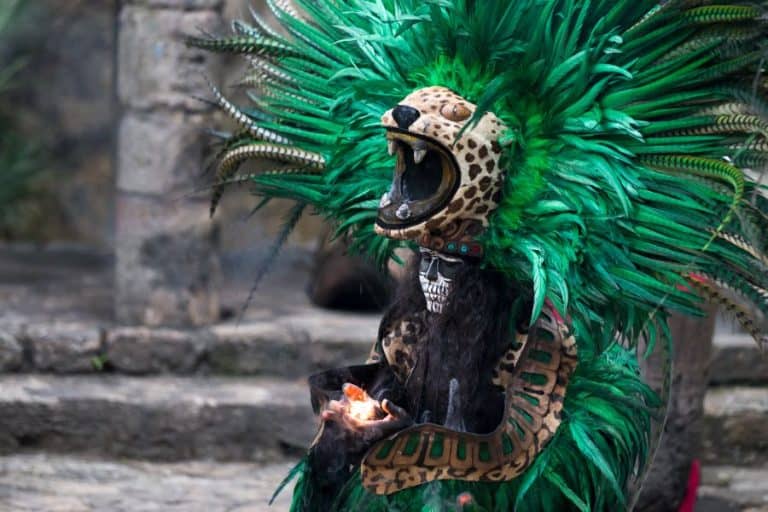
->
xmin=190 ymin=1 xmax=768 ymax=509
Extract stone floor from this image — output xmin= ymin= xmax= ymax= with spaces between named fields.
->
xmin=0 ymin=454 xmax=296 ymax=512
xmin=1 ymin=454 xmax=766 ymax=512
xmin=699 ymin=466 xmax=768 ymax=512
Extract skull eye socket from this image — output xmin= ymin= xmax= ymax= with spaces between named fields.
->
xmin=418 ymin=250 xmax=464 ymax=279
xmin=437 ymin=258 xmax=463 ymax=279
xmin=419 ymin=251 xmax=434 ymax=273
xmin=440 ymin=102 xmax=472 ymax=122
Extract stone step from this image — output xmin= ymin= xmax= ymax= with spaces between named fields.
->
xmin=0 ymin=375 xmax=316 ymax=462
xmin=1 ymin=378 xmax=766 ymax=467
xmin=701 ymin=387 xmax=768 ymax=467
xmin=3 ymin=314 xmax=766 ymax=386
xmin=697 ymin=466 xmax=768 ymax=512
xmin=0 ymin=315 xmax=377 ymax=377
xmin=0 ymin=316 xmax=378 ymax=377
xmin=0 ymin=453 xmax=298 ymax=512
xmin=709 ymin=335 xmax=768 ymax=386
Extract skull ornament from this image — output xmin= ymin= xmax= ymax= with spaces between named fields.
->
xmin=419 ymin=248 xmax=465 ymax=314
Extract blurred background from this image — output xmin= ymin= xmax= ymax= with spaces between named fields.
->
xmin=0 ymin=1 xmax=764 ymax=511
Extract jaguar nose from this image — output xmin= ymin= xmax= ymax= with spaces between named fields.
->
xmin=392 ymin=105 xmax=421 ymax=129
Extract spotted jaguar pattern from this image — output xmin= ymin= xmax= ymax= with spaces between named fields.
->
xmin=361 ymin=304 xmax=578 ymax=495
xmin=376 ymin=86 xmax=507 ymax=244
xmin=368 ymin=312 xmax=426 ymax=383
xmin=491 ymin=331 xmax=531 ymax=389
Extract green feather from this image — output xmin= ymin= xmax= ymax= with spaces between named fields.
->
xmin=195 ymin=1 xmax=768 ymax=509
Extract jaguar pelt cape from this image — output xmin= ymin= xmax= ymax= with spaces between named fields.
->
xmin=189 ymin=1 xmax=768 ymax=510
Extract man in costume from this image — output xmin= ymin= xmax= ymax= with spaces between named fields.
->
xmin=189 ymin=1 xmax=768 ymax=510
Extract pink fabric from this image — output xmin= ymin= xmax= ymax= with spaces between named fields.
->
xmin=677 ymin=272 xmax=708 ymax=292
xmin=678 ymin=459 xmax=701 ymax=512
xmin=545 ymin=299 xmax=566 ymax=324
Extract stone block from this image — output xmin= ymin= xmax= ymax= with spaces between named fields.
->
xmin=207 ymin=316 xmax=375 ymax=376
xmin=699 ymin=466 xmax=768 ymax=511
xmin=117 ymin=111 xmax=209 ymax=195
xmin=118 ymin=7 xmax=223 ymax=111
xmin=22 ymin=323 xmax=103 ymax=373
xmin=0 ymin=332 xmax=22 ymax=372
xmin=115 ymin=195 xmax=221 ymax=327
xmin=702 ymin=387 xmax=768 ymax=466
xmin=710 ymin=343 xmax=768 ymax=385
xmin=105 ymin=327 xmax=210 ymax=373
xmin=115 ymin=190 xmax=212 ymax=241
xmin=208 ymin=323 xmax=301 ymax=374
xmin=0 ymin=374 xmax=313 ymax=461
xmin=637 ymin=311 xmax=716 ymax=511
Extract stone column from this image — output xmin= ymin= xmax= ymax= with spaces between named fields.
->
xmin=637 ymin=310 xmax=717 ymax=511
xmin=115 ymin=0 xmax=223 ymax=327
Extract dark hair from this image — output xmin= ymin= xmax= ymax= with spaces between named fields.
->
xmin=381 ymin=253 xmax=525 ymax=433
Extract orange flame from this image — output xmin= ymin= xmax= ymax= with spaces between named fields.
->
xmin=343 ymin=383 xmax=380 ymax=421
xmin=347 ymin=398 xmax=379 ymax=421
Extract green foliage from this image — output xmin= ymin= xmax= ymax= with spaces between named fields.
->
xmin=90 ymin=354 xmax=109 ymax=372
xmin=0 ymin=0 xmax=23 ymax=96
xmin=0 ymin=0 xmax=42 ymax=238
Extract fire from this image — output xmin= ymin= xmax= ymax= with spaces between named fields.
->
xmin=347 ymin=398 xmax=379 ymax=421
xmin=343 ymin=383 xmax=380 ymax=421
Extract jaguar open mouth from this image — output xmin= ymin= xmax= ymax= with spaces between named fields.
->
xmin=376 ymin=129 xmax=460 ymax=230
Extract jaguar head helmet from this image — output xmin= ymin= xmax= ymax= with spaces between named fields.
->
xmin=375 ymin=86 xmax=508 ymax=259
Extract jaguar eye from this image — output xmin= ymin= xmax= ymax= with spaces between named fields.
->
xmin=440 ymin=102 xmax=472 ymax=122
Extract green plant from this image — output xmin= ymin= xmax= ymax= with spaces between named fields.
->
xmin=0 ymin=0 xmax=41 ymax=239
xmin=0 ymin=1 xmax=24 ymax=92
xmin=91 ymin=354 xmax=109 ymax=372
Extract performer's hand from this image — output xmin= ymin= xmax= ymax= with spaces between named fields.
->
xmin=321 ymin=383 xmax=412 ymax=445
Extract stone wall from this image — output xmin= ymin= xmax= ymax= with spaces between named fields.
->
xmin=115 ymin=0 xmax=225 ymax=327
xmin=0 ymin=0 xmax=117 ymax=245
xmin=0 ymin=0 xmax=323 ymax=256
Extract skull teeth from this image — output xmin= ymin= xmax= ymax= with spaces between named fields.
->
xmin=426 ymin=302 xmax=444 ymax=314
xmin=413 ymin=149 xmax=427 ymax=164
